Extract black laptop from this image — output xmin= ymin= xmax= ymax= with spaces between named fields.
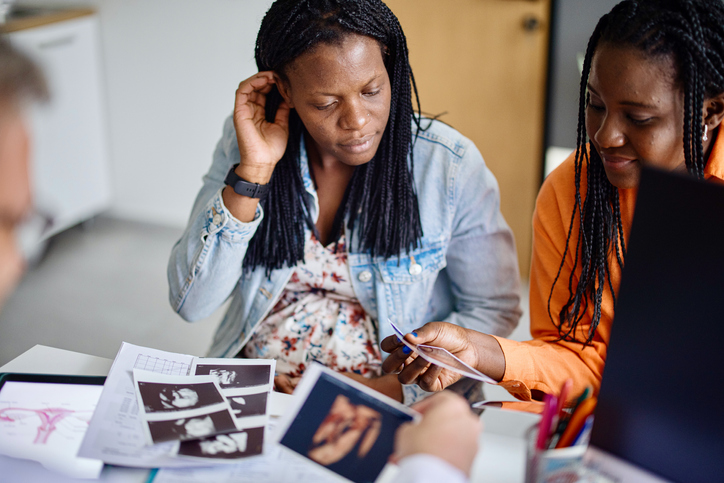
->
xmin=583 ymin=167 xmax=724 ymax=483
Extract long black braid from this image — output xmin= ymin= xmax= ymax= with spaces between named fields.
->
xmin=243 ymin=0 xmax=423 ymax=273
xmin=550 ymin=0 xmax=724 ymax=344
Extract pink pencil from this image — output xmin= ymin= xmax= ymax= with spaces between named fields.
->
xmin=557 ymin=378 xmax=573 ymax=417
xmin=536 ymin=393 xmax=558 ymax=450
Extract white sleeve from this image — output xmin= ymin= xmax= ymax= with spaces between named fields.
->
xmin=396 ymin=454 xmax=469 ymax=483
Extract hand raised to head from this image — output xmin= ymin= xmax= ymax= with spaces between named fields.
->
xmin=232 ymin=71 xmax=291 ymax=184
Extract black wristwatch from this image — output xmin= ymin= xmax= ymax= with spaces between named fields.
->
xmin=224 ymin=164 xmax=270 ymax=199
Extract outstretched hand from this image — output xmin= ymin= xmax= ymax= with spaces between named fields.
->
xmin=391 ymin=391 xmax=482 ymax=476
xmin=380 ymin=322 xmax=505 ymax=392
xmin=232 ymin=71 xmax=291 ymax=183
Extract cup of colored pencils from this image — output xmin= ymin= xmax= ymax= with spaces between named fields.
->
xmin=524 ymin=380 xmax=596 ymax=483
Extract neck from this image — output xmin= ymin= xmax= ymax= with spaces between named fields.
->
xmin=303 ymin=132 xmax=356 ymax=245
xmin=304 ymin=132 xmax=356 ymax=180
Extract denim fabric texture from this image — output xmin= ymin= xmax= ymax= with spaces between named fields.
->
xmin=168 ymin=116 xmax=522 ymax=404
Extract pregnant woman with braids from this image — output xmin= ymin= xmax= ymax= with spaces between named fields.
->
xmin=168 ymin=0 xmax=521 ymax=404
xmin=383 ymin=0 xmax=724 ymax=405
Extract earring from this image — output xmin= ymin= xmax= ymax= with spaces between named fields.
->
xmin=703 ymin=124 xmax=709 ymax=142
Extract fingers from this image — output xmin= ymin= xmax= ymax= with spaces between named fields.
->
xmin=410 ymin=390 xmax=462 ymax=414
xmin=380 ymin=334 xmax=402 ymax=354
xmin=236 ymin=71 xmax=276 ymax=96
xmin=417 ymin=364 xmax=444 ymax=392
xmin=274 ymin=375 xmax=295 ymax=394
xmin=381 ymin=342 xmax=422 ymax=375
xmin=274 ymin=100 xmax=291 ymax=131
xmin=396 ymin=353 xmax=432 ymax=385
xmin=234 ymin=72 xmax=278 ymax=120
xmin=406 ymin=321 xmax=447 ymax=346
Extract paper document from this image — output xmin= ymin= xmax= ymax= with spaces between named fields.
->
xmin=0 ymin=380 xmax=104 ymax=478
xmin=78 ymin=343 xmax=203 ymax=468
xmin=79 ymin=342 xmax=277 ymax=468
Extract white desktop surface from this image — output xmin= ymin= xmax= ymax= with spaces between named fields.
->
xmin=0 ymin=345 xmax=532 ymax=483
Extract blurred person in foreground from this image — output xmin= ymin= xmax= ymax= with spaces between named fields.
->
xmin=392 ymin=391 xmax=482 ymax=483
xmin=0 ymin=35 xmax=47 ymax=309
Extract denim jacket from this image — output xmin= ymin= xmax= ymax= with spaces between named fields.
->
xmin=168 ymin=115 xmax=522 ymax=404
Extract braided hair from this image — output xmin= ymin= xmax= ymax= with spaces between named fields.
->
xmin=243 ymin=0 xmax=423 ymax=273
xmin=551 ymin=0 xmax=724 ymax=344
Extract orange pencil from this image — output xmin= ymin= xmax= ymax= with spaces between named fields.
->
xmin=555 ymin=396 xmax=597 ymax=448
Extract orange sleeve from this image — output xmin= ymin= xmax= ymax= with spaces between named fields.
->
xmin=491 ymin=154 xmax=619 ymax=404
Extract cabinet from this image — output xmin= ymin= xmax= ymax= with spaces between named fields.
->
xmin=6 ymin=9 xmax=112 ymax=239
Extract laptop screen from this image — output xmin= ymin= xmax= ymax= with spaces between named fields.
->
xmin=589 ymin=167 xmax=724 ymax=483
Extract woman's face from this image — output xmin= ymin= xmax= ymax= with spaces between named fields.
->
xmin=277 ymin=33 xmax=391 ymax=167
xmin=586 ymin=44 xmax=688 ymax=189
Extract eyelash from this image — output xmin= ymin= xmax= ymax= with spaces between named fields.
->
xmin=315 ymin=89 xmax=381 ymax=111
xmin=587 ymin=102 xmax=652 ymax=125
xmin=627 ymin=116 xmax=653 ymax=125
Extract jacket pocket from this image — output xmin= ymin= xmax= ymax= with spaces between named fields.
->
xmin=376 ymin=242 xmax=446 ymax=284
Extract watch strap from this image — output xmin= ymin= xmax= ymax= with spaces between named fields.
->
xmin=224 ymin=164 xmax=270 ymax=199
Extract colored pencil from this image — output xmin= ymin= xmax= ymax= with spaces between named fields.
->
xmin=555 ymin=396 xmax=597 ymax=449
xmin=536 ymin=393 xmax=558 ymax=450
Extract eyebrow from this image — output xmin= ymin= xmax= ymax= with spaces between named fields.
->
xmin=313 ymin=72 xmax=385 ymax=96
xmin=587 ymin=84 xmax=659 ymax=109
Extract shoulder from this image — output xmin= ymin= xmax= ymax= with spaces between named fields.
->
xmin=410 ymin=118 xmax=487 ymax=186
xmin=536 ymin=147 xmax=587 ymax=216
xmin=533 ymin=148 xmax=590 ymax=244
xmin=411 ymin=118 xmax=479 ymax=163
xmin=412 ymin=118 xmax=476 ymax=159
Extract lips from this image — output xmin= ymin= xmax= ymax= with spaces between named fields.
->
xmin=339 ymin=134 xmax=375 ymax=153
xmin=601 ymin=154 xmax=636 ymax=171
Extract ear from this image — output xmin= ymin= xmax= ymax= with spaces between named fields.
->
xmin=702 ymin=92 xmax=724 ymax=130
xmin=273 ymin=72 xmax=294 ymax=109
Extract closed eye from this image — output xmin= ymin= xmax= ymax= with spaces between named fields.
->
xmin=627 ymin=115 xmax=653 ymax=125
xmin=315 ymin=102 xmax=336 ymax=111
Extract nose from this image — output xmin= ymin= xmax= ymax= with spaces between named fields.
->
xmin=339 ymin=100 xmax=369 ymax=131
xmin=592 ymin=113 xmax=625 ymax=149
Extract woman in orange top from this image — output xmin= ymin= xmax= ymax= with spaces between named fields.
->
xmin=381 ymin=0 xmax=724 ymax=404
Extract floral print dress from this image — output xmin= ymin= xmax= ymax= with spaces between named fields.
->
xmin=243 ymin=233 xmax=382 ymax=378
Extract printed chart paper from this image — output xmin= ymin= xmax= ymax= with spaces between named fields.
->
xmin=0 ymin=380 xmax=104 ymax=478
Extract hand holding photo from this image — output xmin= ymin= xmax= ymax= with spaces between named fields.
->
xmin=275 ymin=363 xmax=418 ymax=483
xmin=389 ymin=320 xmax=497 ymax=385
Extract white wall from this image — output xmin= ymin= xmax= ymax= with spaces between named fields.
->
xmin=21 ymin=0 xmax=274 ymax=227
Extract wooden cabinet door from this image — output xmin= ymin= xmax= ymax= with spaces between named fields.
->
xmin=386 ymin=0 xmax=550 ymax=277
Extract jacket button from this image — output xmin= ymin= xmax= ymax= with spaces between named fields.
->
xmin=212 ymin=213 xmax=222 ymax=225
xmin=358 ymin=270 xmax=372 ymax=282
xmin=409 ymin=263 xmax=422 ymax=275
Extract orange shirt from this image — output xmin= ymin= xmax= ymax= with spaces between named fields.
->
xmin=494 ymin=136 xmax=724 ymax=402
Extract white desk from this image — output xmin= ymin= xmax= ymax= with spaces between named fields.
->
xmin=0 ymin=345 xmax=535 ymax=483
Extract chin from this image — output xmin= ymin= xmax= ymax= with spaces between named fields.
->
xmin=603 ymin=168 xmax=641 ymax=190
xmin=334 ymin=148 xmax=379 ymax=167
